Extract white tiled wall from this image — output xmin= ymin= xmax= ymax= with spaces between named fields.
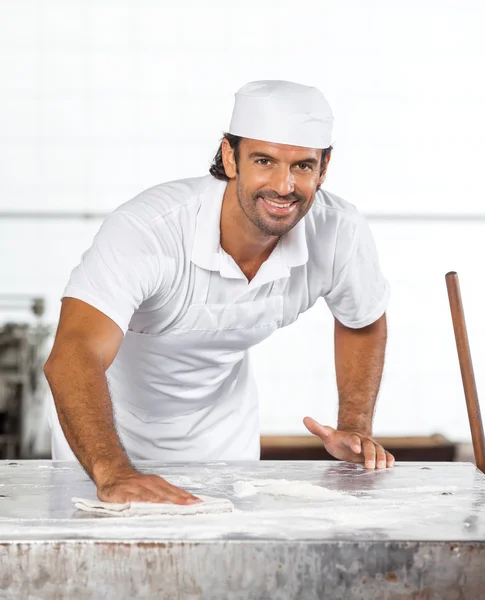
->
xmin=1 ymin=1 xmax=485 ymax=445
xmin=2 ymin=0 xmax=485 ymax=215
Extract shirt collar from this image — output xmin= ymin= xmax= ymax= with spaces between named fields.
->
xmin=279 ymin=214 xmax=309 ymax=269
xmin=191 ymin=175 xmax=309 ymax=281
xmin=191 ymin=176 xmax=226 ymax=271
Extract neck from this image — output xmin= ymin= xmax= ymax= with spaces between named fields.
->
xmin=220 ymin=179 xmax=279 ymax=264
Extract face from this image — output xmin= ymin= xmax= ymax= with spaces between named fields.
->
xmin=223 ymin=138 xmax=329 ymax=237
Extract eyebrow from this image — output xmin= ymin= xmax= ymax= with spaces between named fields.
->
xmin=248 ymin=152 xmax=319 ymax=166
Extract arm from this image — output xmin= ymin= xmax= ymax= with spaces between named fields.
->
xmin=44 ymin=297 xmax=200 ymax=504
xmin=45 ymin=297 xmax=129 ymax=481
xmin=335 ymin=313 xmax=387 ymax=436
xmin=304 ymin=313 xmax=395 ymax=469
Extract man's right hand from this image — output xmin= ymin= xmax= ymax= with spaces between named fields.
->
xmin=96 ymin=469 xmax=201 ymax=505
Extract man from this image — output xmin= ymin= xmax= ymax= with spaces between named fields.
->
xmin=44 ymin=80 xmax=393 ymax=507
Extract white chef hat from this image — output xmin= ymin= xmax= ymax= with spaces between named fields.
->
xmin=228 ymin=80 xmax=333 ymax=149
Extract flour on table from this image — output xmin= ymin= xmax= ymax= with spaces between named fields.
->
xmin=72 ymin=494 xmax=234 ymax=517
xmin=38 ymin=465 xmax=73 ymax=470
xmin=232 ymin=479 xmax=352 ymax=500
xmin=371 ymin=485 xmax=459 ymax=494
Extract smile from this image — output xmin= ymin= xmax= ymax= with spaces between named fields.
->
xmin=258 ymin=196 xmax=298 ymax=216
xmin=265 ymin=199 xmax=292 ymax=208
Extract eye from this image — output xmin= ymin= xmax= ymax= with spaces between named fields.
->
xmin=256 ymin=158 xmax=271 ymax=166
xmin=297 ymin=163 xmax=312 ymax=171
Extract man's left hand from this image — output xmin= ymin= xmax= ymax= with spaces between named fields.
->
xmin=303 ymin=416 xmax=395 ymax=469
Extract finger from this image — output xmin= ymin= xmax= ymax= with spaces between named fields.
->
xmin=140 ymin=475 xmax=199 ymax=500
xmin=165 ymin=482 xmax=201 ymax=501
xmin=163 ymin=491 xmax=201 ymax=505
xmin=140 ymin=483 xmax=199 ymax=504
xmin=375 ymin=444 xmax=387 ymax=469
xmin=133 ymin=484 xmax=197 ymax=505
xmin=142 ymin=489 xmax=200 ymax=505
xmin=151 ymin=479 xmax=201 ymax=502
xmin=303 ymin=417 xmax=335 ymax=440
xmin=362 ymin=439 xmax=376 ymax=469
xmin=344 ymin=433 xmax=362 ymax=455
xmin=385 ymin=451 xmax=395 ymax=468
xmin=168 ymin=491 xmax=201 ymax=504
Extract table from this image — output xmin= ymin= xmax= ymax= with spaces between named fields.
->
xmin=1 ymin=460 xmax=484 ymax=599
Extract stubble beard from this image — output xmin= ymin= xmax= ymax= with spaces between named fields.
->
xmin=236 ymin=178 xmax=309 ymax=238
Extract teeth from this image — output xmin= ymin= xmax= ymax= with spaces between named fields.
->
xmin=265 ymin=199 xmax=292 ymax=208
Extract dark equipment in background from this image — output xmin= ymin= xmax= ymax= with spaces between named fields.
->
xmin=0 ymin=295 xmax=51 ymax=459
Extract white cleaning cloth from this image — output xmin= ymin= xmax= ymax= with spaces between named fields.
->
xmin=72 ymin=495 xmax=234 ymax=517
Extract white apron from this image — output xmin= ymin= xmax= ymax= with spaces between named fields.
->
xmin=51 ymin=264 xmax=289 ymax=462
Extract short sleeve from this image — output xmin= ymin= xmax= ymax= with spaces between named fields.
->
xmin=62 ymin=211 xmax=162 ymax=333
xmin=323 ymin=217 xmax=390 ymax=328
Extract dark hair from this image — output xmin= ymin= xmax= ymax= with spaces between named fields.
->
xmin=209 ymin=133 xmax=333 ymax=181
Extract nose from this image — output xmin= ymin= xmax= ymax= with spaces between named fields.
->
xmin=271 ymin=167 xmax=295 ymax=197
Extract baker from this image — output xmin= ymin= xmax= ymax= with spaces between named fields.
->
xmin=44 ymin=80 xmax=393 ymax=506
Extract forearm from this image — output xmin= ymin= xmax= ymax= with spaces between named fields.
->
xmin=44 ymin=342 xmax=133 ymax=484
xmin=334 ymin=314 xmax=387 ymax=436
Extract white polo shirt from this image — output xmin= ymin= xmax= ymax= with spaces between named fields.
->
xmin=52 ymin=174 xmax=390 ymax=462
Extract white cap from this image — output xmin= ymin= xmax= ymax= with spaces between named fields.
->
xmin=228 ymin=80 xmax=333 ymax=149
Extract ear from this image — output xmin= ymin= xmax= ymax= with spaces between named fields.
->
xmin=318 ymin=152 xmax=331 ymax=186
xmin=221 ymin=138 xmax=238 ymax=179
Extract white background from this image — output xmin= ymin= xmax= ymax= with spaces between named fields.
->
xmin=1 ymin=0 xmax=485 ymax=443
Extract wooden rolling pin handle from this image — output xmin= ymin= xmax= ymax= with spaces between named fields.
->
xmin=445 ymin=271 xmax=485 ymax=473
